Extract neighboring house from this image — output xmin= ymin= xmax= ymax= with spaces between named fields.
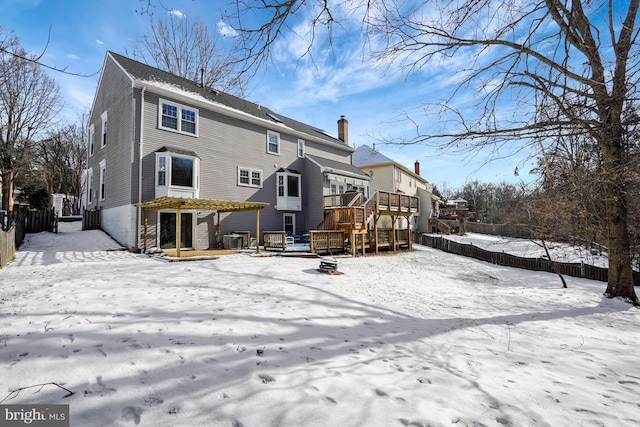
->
xmin=86 ymin=51 xmax=370 ymax=250
xmin=353 ymin=144 xmax=440 ymax=233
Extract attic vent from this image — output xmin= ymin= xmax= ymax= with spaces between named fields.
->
xmin=266 ymin=112 xmax=282 ymax=123
xmin=209 ymin=88 xmax=220 ymax=95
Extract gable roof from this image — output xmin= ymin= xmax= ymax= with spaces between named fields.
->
xmin=353 ymin=144 xmax=394 ymax=166
xmin=353 ymin=144 xmax=427 ymax=184
xmin=306 ymin=154 xmax=370 ymax=180
xmin=107 ymin=52 xmax=350 ymax=151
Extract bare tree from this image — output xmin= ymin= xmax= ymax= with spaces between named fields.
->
xmin=36 ymin=123 xmax=87 ymax=215
xmin=227 ymin=0 xmax=639 ymax=304
xmin=0 ymin=29 xmax=63 ymax=212
xmin=128 ymin=13 xmax=248 ymax=95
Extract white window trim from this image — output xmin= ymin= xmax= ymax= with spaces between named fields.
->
xmin=283 ymin=213 xmax=296 ymax=236
xmin=99 ymin=160 xmax=106 ymax=201
xmin=86 ymin=168 xmax=93 ymax=205
xmin=155 ymin=152 xmax=199 ymax=189
xmin=276 ymin=170 xmax=302 ymax=211
xmin=100 ymin=112 xmax=108 ymax=148
xmin=158 ymin=99 xmax=199 ymax=136
xmin=276 ymin=170 xmax=301 ymax=198
xmin=297 ymin=139 xmax=305 ymax=158
xmin=266 ymin=130 xmax=280 ymax=155
xmin=156 ymin=154 xmax=167 ymax=187
xmin=237 ymin=166 xmax=263 ymax=188
xmin=89 ymin=125 xmax=95 ymax=157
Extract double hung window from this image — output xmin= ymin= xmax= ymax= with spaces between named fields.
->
xmin=267 ymin=130 xmax=280 ymax=155
xmin=238 ymin=167 xmax=263 ymax=188
xmin=159 ymin=99 xmax=198 ymax=135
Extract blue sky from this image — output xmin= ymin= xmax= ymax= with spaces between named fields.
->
xmin=0 ymin=0 xmax=538 ymax=190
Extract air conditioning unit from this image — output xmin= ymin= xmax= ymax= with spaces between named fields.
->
xmin=223 ymin=234 xmax=244 ymax=250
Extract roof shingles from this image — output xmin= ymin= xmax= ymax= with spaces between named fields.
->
xmin=109 ymin=51 xmax=347 ymax=149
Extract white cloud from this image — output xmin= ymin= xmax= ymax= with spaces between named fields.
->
xmin=66 ymin=53 xmax=80 ymax=60
xmin=217 ymin=21 xmax=238 ymax=38
xmin=168 ymin=9 xmax=185 ymax=18
xmin=96 ymin=39 xmax=104 ymax=45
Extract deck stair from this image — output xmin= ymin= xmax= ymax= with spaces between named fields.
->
xmin=430 ymin=218 xmax=452 ymax=235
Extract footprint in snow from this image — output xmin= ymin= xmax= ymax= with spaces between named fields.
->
xmin=258 ymin=374 xmax=275 ymax=384
xmin=121 ymin=406 xmax=142 ymax=425
xmin=93 ymin=348 xmax=107 ymax=357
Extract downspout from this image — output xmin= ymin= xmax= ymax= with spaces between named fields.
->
xmin=136 ymin=86 xmax=146 ymax=250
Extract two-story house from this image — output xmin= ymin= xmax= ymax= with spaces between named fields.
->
xmin=86 ymin=51 xmax=370 ymax=251
xmin=353 ymin=144 xmax=439 ymax=233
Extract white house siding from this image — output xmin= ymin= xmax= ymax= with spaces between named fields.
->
xmin=417 ymin=187 xmax=436 ymax=233
xmin=362 ymin=163 xmax=428 ymax=230
xmin=101 ymin=204 xmax=137 ymax=249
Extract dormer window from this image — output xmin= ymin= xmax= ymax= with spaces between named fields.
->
xmin=159 ymin=99 xmax=198 ymax=136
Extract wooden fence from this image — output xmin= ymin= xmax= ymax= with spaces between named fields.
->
xmin=464 ymin=222 xmax=533 ymax=239
xmin=0 ymin=224 xmax=16 ymax=268
xmin=0 ymin=209 xmax=56 ymax=268
xmin=420 ymin=234 xmax=639 ymax=285
xmin=82 ymin=209 xmax=101 ymax=230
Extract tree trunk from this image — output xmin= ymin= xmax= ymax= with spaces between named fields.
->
xmin=601 ymin=142 xmax=638 ymax=305
xmin=1 ymin=169 xmax=11 ymax=212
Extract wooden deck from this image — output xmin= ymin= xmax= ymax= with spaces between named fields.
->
xmin=312 ymin=191 xmax=419 ymax=255
xmin=160 ymin=248 xmax=244 ymax=257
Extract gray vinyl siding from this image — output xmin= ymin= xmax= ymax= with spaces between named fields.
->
xmin=138 ymin=90 xmax=353 ymax=243
xmin=88 ymin=56 xmax=135 ymax=209
xmin=303 ymin=158 xmax=327 ymax=229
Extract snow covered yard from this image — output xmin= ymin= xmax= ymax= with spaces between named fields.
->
xmin=1 ymin=223 xmax=639 ymax=427
xmin=434 ymin=232 xmax=609 ymax=268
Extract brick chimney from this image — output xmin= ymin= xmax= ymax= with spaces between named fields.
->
xmin=338 ymin=115 xmax=348 ymax=145
xmin=414 ymin=160 xmax=420 ymax=176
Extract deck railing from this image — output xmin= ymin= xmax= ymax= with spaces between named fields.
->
xmin=323 ymin=192 xmax=362 ymax=209
xmin=263 ymin=231 xmax=287 ymax=251
xmin=310 ymin=230 xmax=345 ymax=254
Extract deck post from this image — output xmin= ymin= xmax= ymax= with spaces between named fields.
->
xmin=216 ymin=212 xmax=221 ymax=248
xmin=374 ymin=214 xmax=379 ymax=254
xmin=391 ymin=214 xmax=396 ymax=252
xmin=176 ymin=206 xmax=182 ymax=258
xmin=351 ymin=230 xmax=356 ymax=256
xmin=255 ymin=208 xmax=261 ymax=253
xmin=143 ymin=215 xmax=148 ymax=253
xmin=405 ymin=214 xmax=412 ymax=250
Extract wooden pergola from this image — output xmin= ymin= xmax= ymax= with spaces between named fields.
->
xmin=135 ymin=197 xmax=270 ymax=256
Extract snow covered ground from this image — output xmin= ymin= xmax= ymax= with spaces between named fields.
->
xmin=434 ymin=232 xmax=609 ymax=268
xmin=1 ymin=222 xmax=639 ymax=427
